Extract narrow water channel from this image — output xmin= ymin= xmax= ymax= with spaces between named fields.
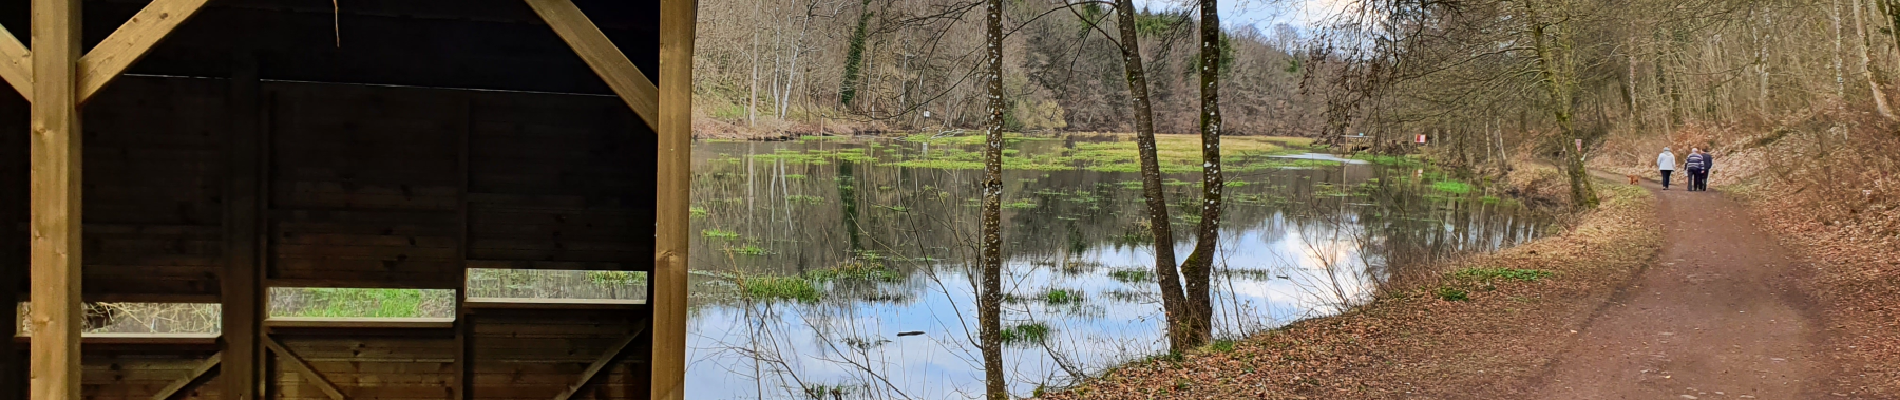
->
xmin=685 ymin=134 xmax=1555 ymax=399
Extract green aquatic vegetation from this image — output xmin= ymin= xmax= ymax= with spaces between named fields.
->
xmin=806 ymin=262 xmax=903 ymax=283
xmin=1108 ymin=269 xmax=1152 ymax=283
xmin=1043 ymin=289 xmax=1081 ymax=305
xmin=999 ymin=323 xmax=1051 ymax=344
xmin=702 ymin=229 xmax=740 ymax=240
xmin=689 ymin=206 xmax=708 ymax=218
xmin=1354 ymin=154 xmax=1424 ymax=168
xmin=1223 ymin=181 xmax=1249 ymax=187
xmin=1431 ymin=180 xmax=1473 ymax=195
xmin=1003 ymin=199 xmax=1038 ymax=209
xmin=1313 ymin=183 xmax=1355 ymax=197
xmin=731 ymin=244 xmax=771 ymax=255
xmin=1225 ymin=268 xmax=1280 ymax=281
xmin=1480 ymin=195 xmax=1502 ymax=204
xmin=742 ymin=275 xmax=821 ymax=302
xmin=786 ymin=195 xmax=824 ymax=204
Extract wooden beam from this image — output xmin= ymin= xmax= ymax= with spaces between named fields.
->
xmin=653 ymin=1 xmax=696 ymax=399
xmin=522 ymin=0 xmax=659 ymax=131
xmin=261 ymin=336 xmax=348 ymax=400
xmin=148 ymin=352 xmax=221 ymax=400
xmin=263 ymin=317 xmax=456 ymax=330
xmin=554 ymin=320 xmax=650 ymax=400
xmin=463 ymin=298 xmax=647 ymax=310
xmin=222 ymin=54 xmax=264 ymax=400
xmin=0 ymin=25 xmax=29 ymax=102
xmin=28 ymin=0 xmax=83 ymax=399
xmin=75 ymin=0 xmax=210 ymax=103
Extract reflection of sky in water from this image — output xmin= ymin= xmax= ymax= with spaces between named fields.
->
xmin=684 ymin=139 xmax=1548 ymax=399
xmin=689 ymin=213 xmax=1507 ymax=399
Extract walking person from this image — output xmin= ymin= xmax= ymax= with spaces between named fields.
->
xmin=1694 ymin=149 xmax=1714 ymax=191
xmin=1657 ymin=147 xmax=1677 ymax=190
xmin=1684 ymin=148 xmax=1709 ymax=191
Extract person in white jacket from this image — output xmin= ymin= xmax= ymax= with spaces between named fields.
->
xmin=1656 ymin=147 xmax=1677 ymax=190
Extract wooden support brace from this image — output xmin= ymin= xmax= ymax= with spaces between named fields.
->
xmin=262 ymin=336 xmax=349 ymax=400
xmin=0 ymin=25 xmax=29 ymax=102
xmin=522 ymin=0 xmax=660 ymax=131
xmin=149 ymin=352 xmax=222 ymax=400
xmin=553 ymin=319 xmax=650 ymax=400
xmin=76 ymin=0 xmax=210 ymax=103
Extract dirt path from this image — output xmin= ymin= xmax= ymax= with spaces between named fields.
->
xmin=1527 ymin=174 xmax=1826 ymax=399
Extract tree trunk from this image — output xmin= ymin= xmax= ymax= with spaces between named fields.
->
xmin=748 ymin=0 xmax=761 ymax=127
xmin=1110 ymin=0 xmax=1191 ymax=354
xmin=1837 ymin=0 xmax=1849 ymax=101
xmin=1523 ymin=0 xmax=1599 ymax=209
xmin=979 ymin=0 xmax=1007 ymax=399
xmin=1177 ymin=0 xmax=1223 ymax=348
xmin=1856 ymin=0 xmax=1898 ymax=119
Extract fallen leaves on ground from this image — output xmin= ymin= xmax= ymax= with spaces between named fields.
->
xmin=1043 ymin=184 xmax=1663 ymax=399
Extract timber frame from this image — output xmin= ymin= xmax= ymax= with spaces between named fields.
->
xmin=0 ymin=0 xmax=692 ymax=399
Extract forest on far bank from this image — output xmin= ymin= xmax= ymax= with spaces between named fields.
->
xmin=689 ymin=0 xmax=1329 ymax=138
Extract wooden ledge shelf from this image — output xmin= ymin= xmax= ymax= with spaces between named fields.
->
xmin=265 ymin=317 xmax=457 ymax=330
xmin=464 ymin=297 xmax=648 ymax=310
xmin=13 ymin=333 xmax=221 ymax=346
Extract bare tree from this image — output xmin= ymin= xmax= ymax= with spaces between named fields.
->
xmin=978 ymin=0 xmax=1007 ymax=398
xmin=1178 ymin=0 xmax=1224 ymax=347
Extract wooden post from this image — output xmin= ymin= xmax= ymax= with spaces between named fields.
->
xmin=222 ymin=54 xmax=264 ymax=400
xmin=28 ymin=0 xmax=83 ymax=399
xmin=653 ymin=0 xmax=696 ymax=399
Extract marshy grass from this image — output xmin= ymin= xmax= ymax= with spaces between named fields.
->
xmin=729 ymin=244 xmax=771 ymax=255
xmin=999 ymin=323 xmax=1051 ymax=344
xmin=1042 ymin=288 xmax=1082 ymax=305
xmin=1431 ymin=180 xmax=1474 ymax=194
xmin=701 ymin=229 xmax=740 ymax=240
xmin=805 ymin=261 xmax=903 ymax=283
xmin=1108 ymin=269 xmax=1153 ymax=283
xmin=740 ymin=275 xmax=822 ymax=303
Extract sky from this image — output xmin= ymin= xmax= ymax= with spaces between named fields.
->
xmin=1131 ymin=0 xmax=1357 ymax=36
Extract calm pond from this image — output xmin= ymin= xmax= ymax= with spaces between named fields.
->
xmin=684 ymin=134 xmax=1556 ymax=399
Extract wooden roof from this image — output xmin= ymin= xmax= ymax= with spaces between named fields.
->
xmin=0 ymin=0 xmax=658 ymax=95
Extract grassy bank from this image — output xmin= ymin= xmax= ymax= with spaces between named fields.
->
xmin=1044 ymin=183 xmax=1662 ymax=399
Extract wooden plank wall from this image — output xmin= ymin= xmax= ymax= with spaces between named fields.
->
xmin=467 ymin=309 xmax=647 ymax=400
xmin=82 ymin=78 xmax=229 ymax=302
xmin=1 ymin=80 xmax=27 ymax=400
xmin=82 ymin=348 xmax=221 ymax=400
xmin=468 ymin=93 xmax=652 ymax=271
xmin=0 ymin=75 xmax=657 ymax=399
xmin=267 ymin=84 xmax=468 ymax=288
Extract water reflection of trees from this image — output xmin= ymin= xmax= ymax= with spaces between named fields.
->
xmin=687 ymin=140 xmax=1550 ymax=399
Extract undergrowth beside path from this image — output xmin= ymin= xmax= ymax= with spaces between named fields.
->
xmin=1043 ymin=183 xmax=1661 ymax=399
